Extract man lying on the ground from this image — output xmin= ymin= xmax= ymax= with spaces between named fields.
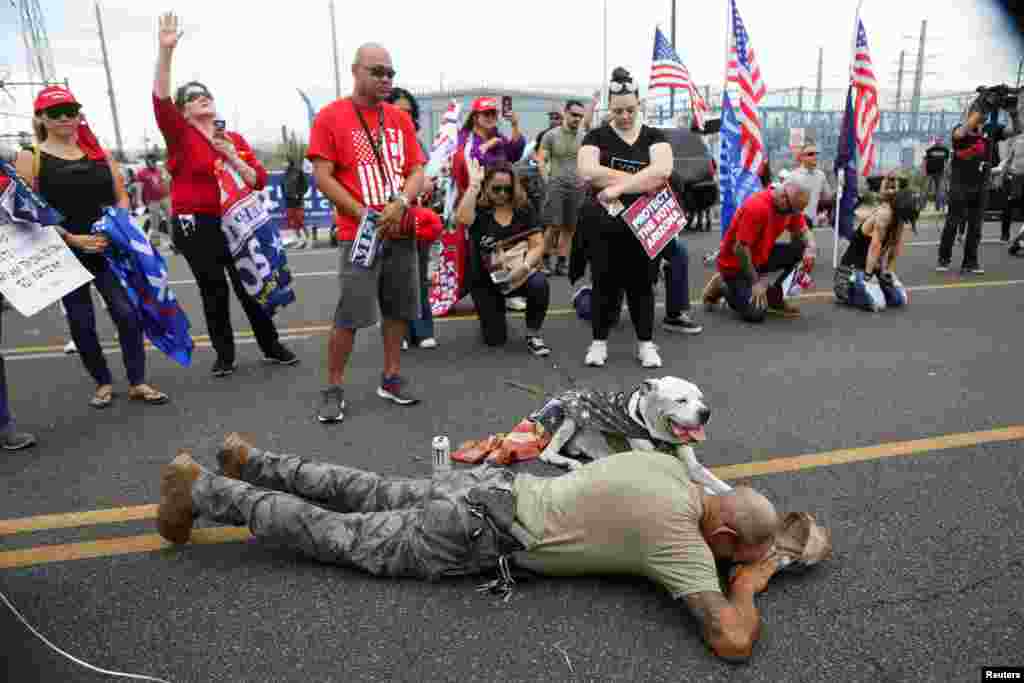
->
xmin=159 ymin=435 xmax=786 ymax=662
xmin=702 ymin=178 xmax=816 ymax=322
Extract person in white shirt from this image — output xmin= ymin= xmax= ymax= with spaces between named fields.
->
xmin=788 ymin=143 xmax=832 ymax=228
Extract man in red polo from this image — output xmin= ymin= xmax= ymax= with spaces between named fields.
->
xmin=702 ymin=179 xmax=815 ymax=322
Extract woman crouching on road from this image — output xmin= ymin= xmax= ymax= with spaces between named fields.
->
xmin=15 ymin=86 xmax=168 ymax=408
xmin=457 ymin=159 xmax=551 ymax=356
xmin=153 ymin=12 xmax=296 ymax=378
xmin=834 ymin=174 xmax=917 ymax=311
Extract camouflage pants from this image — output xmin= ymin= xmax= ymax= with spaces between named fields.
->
xmin=191 ymin=448 xmax=521 ymax=581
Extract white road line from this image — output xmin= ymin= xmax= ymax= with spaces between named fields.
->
xmin=168 ymin=270 xmax=337 ymax=286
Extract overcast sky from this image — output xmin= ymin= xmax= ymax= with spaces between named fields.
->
xmin=1 ymin=0 xmax=1022 ymax=149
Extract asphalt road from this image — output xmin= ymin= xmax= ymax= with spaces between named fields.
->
xmin=0 ymin=216 xmax=1021 ymax=683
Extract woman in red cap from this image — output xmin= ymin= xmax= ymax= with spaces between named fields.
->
xmin=451 ymin=96 xmax=526 ymax=198
xmin=14 ymin=86 xmax=169 ymax=408
xmin=152 ymin=12 xmax=296 ymax=378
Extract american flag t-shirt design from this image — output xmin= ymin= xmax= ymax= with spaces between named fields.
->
xmin=353 ymin=124 xmax=407 ymax=207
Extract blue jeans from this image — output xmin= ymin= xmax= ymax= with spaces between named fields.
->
xmin=721 ymin=243 xmax=802 ymax=323
xmin=408 ymin=242 xmax=435 ymax=343
xmin=62 ymin=263 xmax=146 ymax=386
xmin=663 ymin=237 xmax=693 ymax=317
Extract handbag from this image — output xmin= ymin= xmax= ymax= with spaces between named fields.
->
xmin=488 ymin=230 xmax=539 ymax=293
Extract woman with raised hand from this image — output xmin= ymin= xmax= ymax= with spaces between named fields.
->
xmin=14 ymin=86 xmax=168 ymax=409
xmin=153 ymin=11 xmax=296 ymax=378
xmin=576 ymin=67 xmax=674 ymax=368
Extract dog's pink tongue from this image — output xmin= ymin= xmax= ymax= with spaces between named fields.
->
xmin=672 ymin=424 xmax=707 ymax=442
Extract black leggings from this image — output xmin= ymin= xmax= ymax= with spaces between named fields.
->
xmin=470 ymin=272 xmax=550 ymax=347
xmin=172 ymin=213 xmax=280 ymax=364
xmin=587 ymin=224 xmax=659 ymax=342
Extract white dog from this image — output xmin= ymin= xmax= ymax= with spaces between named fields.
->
xmin=530 ymin=376 xmax=732 ymax=495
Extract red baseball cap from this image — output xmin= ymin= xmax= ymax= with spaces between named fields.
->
xmin=471 ymin=96 xmax=498 ymax=113
xmin=34 ymin=86 xmax=79 ymax=113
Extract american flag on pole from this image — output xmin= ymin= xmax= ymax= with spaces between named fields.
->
xmin=649 ymin=27 xmax=710 ymax=129
xmin=850 ymin=19 xmax=880 ymax=176
xmin=726 ymin=0 xmax=766 ymax=173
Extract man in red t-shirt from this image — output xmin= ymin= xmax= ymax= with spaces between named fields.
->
xmin=307 ymin=42 xmax=426 ymax=424
xmin=702 ymin=180 xmax=815 ymax=323
xmin=136 ymin=155 xmax=169 ymax=238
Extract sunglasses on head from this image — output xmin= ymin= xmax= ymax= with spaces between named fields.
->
xmin=43 ymin=104 xmax=81 ymax=120
xmin=608 ymin=80 xmax=636 ymax=94
xmin=366 ymin=65 xmax=396 ymax=80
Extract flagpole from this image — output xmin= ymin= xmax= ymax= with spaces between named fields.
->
xmin=834 ymin=0 xmax=865 ymax=268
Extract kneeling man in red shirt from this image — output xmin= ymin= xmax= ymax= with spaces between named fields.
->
xmin=703 ymin=179 xmax=816 ymax=322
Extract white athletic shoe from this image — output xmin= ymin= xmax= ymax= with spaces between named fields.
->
xmin=64 ymin=340 xmax=77 ymax=354
xmin=506 ymin=297 xmax=527 ymax=312
xmin=585 ymin=341 xmax=608 ymax=367
xmin=637 ymin=341 xmax=662 ymax=368
xmin=418 ymin=338 xmax=438 ymax=349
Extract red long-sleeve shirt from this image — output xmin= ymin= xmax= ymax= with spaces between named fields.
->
xmin=153 ymin=94 xmax=267 ymax=216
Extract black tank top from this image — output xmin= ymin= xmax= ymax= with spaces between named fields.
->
xmin=37 ymin=151 xmax=115 ymax=235
xmin=841 ymin=208 xmax=897 ymax=270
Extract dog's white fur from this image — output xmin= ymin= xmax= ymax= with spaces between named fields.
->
xmin=537 ymin=377 xmax=733 ymax=495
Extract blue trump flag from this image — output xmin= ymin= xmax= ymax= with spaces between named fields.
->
xmin=94 ymin=207 xmax=193 ymax=367
xmin=834 ymin=85 xmax=859 ymax=241
xmin=718 ymin=91 xmax=762 ymax=236
xmin=0 ymin=159 xmax=64 ymax=227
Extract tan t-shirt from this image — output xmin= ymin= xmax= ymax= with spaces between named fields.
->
xmin=540 ymin=124 xmax=585 ymax=183
xmin=513 ymin=451 xmax=721 ymax=598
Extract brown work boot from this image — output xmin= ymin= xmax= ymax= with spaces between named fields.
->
xmin=702 ymin=273 xmax=725 ymax=312
xmin=157 ymin=450 xmax=201 ymax=544
xmin=217 ymin=432 xmax=252 ymax=480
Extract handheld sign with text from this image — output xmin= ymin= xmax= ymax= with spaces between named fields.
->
xmin=621 ymin=186 xmax=687 ymax=259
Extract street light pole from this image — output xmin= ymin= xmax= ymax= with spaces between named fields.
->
xmin=94 ymin=1 xmax=124 ymax=160
xmin=329 ymin=0 xmax=342 ymax=100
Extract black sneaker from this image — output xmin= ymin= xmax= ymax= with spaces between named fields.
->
xmin=662 ymin=312 xmax=704 ymax=335
xmin=935 ymin=260 xmax=950 ymax=272
xmin=264 ymin=344 xmax=299 ymax=366
xmin=377 ymin=375 xmax=419 ymax=406
xmin=961 ymin=264 xmax=985 ymax=275
xmin=211 ymin=359 xmax=236 ymax=377
xmin=1 ymin=430 xmax=36 ymax=451
xmin=316 ymin=386 xmax=346 ymax=424
xmin=526 ymin=336 xmax=551 ymax=357
xmin=1010 ymin=240 xmax=1021 ymax=256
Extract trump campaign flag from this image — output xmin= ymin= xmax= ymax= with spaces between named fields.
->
xmin=94 ymin=207 xmax=193 ymax=366
xmin=834 ymin=87 xmax=860 ymax=243
xmin=718 ymin=92 xmax=762 ymax=235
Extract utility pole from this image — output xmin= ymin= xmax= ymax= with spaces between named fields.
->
xmin=669 ymin=0 xmax=676 ymax=121
xmin=814 ymin=47 xmax=823 ymax=112
xmin=894 ymin=49 xmax=905 ymax=111
xmin=910 ymin=20 xmax=927 ymax=133
xmin=1017 ymin=57 xmax=1023 ymax=89
xmin=328 ymin=0 xmax=341 ymax=100
xmin=94 ymin=1 xmax=124 ymax=160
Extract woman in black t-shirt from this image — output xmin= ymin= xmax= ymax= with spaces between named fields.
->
xmin=455 ymin=160 xmax=551 ymax=356
xmin=577 ymin=67 xmax=674 ymax=369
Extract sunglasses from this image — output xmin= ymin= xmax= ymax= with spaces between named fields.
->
xmin=490 ymin=184 xmax=514 ymax=195
xmin=803 ymin=151 xmax=818 ymax=157
xmin=366 ymin=65 xmax=396 ymax=80
xmin=183 ymin=89 xmax=212 ymax=103
xmin=608 ymin=80 xmax=636 ymax=94
xmin=43 ymin=104 xmax=81 ymax=120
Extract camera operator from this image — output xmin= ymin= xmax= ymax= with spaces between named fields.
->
xmin=936 ymin=92 xmax=1020 ymax=274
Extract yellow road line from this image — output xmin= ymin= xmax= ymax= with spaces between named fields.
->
xmin=712 ymin=425 xmax=1024 ymax=480
xmin=0 ymin=527 xmax=252 ymax=570
xmin=4 ymin=278 xmax=1023 ymax=357
xmin=1 ymin=425 xmax=1022 ymax=571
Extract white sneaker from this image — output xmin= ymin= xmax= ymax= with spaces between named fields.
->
xmin=506 ymin=297 xmax=527 ymax=312
xmin=418 ymin=338 xmax=438 ymax=349
xmin=63 ymin=340 xmax=77 ymax=354
xmin=401 ymin=339 xmax=409 ymax=350
xmin=585 ymin=341 xmax=608 ymax=367
xmin=637 ymin=341 xmax=662 ymax=368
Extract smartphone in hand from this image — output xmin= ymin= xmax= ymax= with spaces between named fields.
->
xmin=501 ymin=96 xmax=513 ymax=120
xmin=214 ymin=119 xmax=227 ymax=137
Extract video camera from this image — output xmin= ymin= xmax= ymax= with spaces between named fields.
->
xmin=973 ymin=84 xmax=1022 ymax=116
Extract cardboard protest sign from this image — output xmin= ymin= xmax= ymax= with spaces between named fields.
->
xmin=0 ymin=222 xmax=93 ymax=317
xmin=621 ymin=186 xmax=687 ymax=259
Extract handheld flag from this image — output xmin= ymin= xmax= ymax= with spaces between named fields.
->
xmin=649 ymin=27 xmax=710 ymax=130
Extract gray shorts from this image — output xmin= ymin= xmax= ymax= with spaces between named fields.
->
xmin=334 ymin=239 xmax=420 ymax=329
xmin=542 ymin=180 xmax=583 ymax=228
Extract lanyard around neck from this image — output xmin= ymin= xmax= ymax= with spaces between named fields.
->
xmin=353 ymin=101 xmax=394 ymax=198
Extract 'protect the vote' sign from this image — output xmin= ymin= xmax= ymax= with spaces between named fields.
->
xmin=622 ymin=186 xmax=687 ymax=259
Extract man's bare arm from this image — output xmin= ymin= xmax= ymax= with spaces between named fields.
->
xmin=684 ymin=587 xmax=761 ymax=662
xmin=312 ymin=158 xmax=362 ymax=221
